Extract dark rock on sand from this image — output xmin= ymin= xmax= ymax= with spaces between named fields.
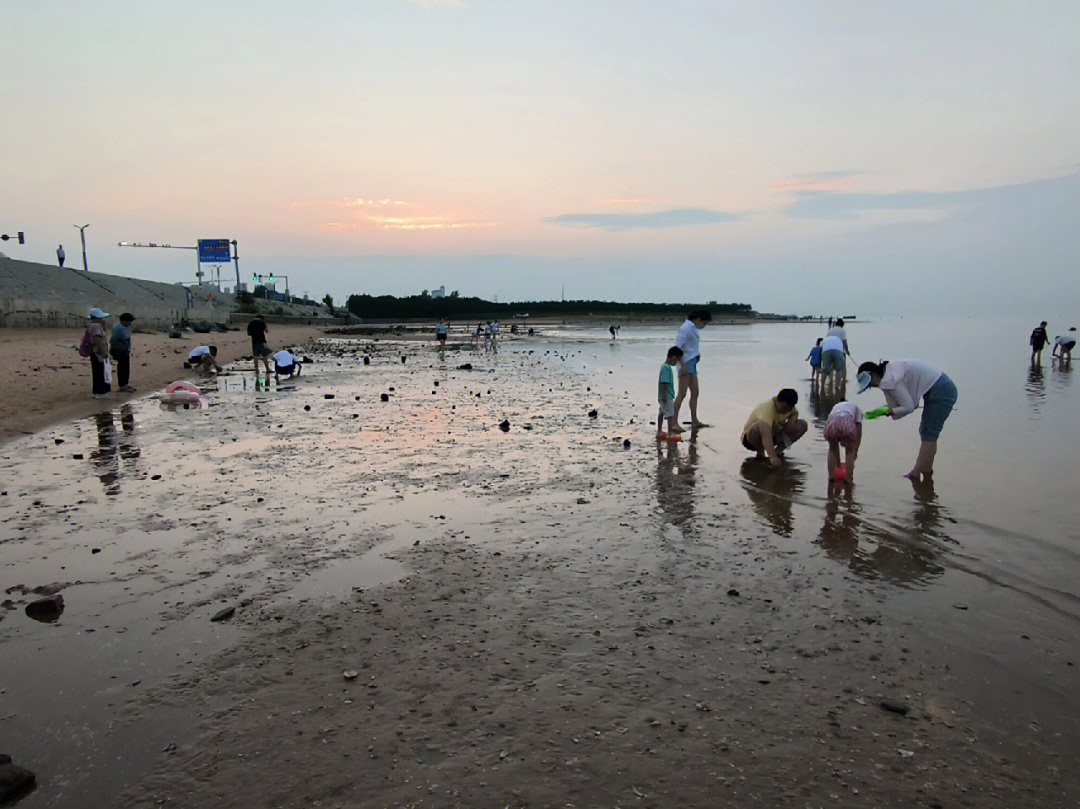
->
xmin=588 ymin=409 xmax=598 ymax=418
xmin=380 ymin=393 xmax=390 ymax=402
xmin=25 ymin=594 xmax=64 ymax=623
xmin=323 ymin=394 xmax=335 ymax=399
xmin=0 ymin=757 xmax=36 ymax=803
xmin=880 ymin=699 xmax=909 ymax=715
xmin=499 ymin=420 xmax=511 ymax=432
xmin=457 ymin=363 xmax=473 ymax=370
xmin=211 ymin=606 xmax=236 ymax=623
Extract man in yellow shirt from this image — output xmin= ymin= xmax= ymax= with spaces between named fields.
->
xmin=741 ymin=388 xmax=808 ymax=467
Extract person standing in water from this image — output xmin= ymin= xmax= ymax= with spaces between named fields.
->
xmin=1030 ymin=321 xmax=1050 ymax=364
xmin=857 ymin=360 xmax=957 ymax=480
xmin=671 ymin=309 xmax=711 ymax=432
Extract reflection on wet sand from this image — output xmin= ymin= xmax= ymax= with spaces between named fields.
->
xmin=807 ymin=379 xmax=846 ymax=428
xmin=739 ymin=457 xmax=805 ymax=537
xmin=89 ymin=405 xmax=141 ymax=496
xmin=816 ymin=477 xmax=946 ymax=586
xmin=1026 ymin=362 xmax=1045 ymax=413
xmin=654 ymin=438 xmax=697 ymax=534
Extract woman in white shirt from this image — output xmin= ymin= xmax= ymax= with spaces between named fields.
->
xmin=857 ymin=360 xmax=957 ymax=480
xmin=671 ymin=309 xmax=712 ymax=431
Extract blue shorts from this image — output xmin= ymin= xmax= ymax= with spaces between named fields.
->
xmin=682 ymin=356 xmax=699 ymax=376
xmin=919 ymin=373 xmax=957 ymax=442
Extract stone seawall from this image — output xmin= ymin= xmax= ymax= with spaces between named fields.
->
xmin=0 ymin=257 xmax=230 ymax=329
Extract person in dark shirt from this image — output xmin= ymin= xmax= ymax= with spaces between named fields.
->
xmin=110 ymin=312 xmax=136 ymax=392
xmin=1030 ymin=321 xmax=1050 ymax=364
xmin=247 ymin=314 xmax=272 ymax=379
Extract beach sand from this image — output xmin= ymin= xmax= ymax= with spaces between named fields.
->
xmin=0 ymin=325 xmax=328 ymax=444
xmin=2 ymin=334 xmax=1075 ymax=808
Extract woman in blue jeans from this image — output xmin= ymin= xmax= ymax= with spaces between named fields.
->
xmin=857 ymin=360 xmax=958 ymax=480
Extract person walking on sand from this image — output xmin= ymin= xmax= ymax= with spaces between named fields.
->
xmin=741 ymin=388 xmax=808 ymax=467
xmin=57 ymin=244 xmax=65 ymax=268
xmin=823 ymin=399 xmax=863 ymax=483
xmin=857 ymin=360 xmax=957 ymax=481
xmin=656 ymin=345 xmax=684 ymax=441
xmin=81 ymin=308 xmax=111 ymax=399
xmin=435 ymin=320 xmax=448 ymax=347
xmin=1030 ymin=321 xmax=1050 ymax=364
xmin=109 ymin=312 xmax=137 ymax=393
xmin=671 ymin=309 xmax=712 ymax=431
xmin=247 ymin=314 xmax=272 ymax=378
xmin=1053 ymin=328 xmax=1076 ymax=363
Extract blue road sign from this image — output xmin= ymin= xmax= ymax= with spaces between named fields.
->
xmin=198 ymin=239 xmax=231 ymax=263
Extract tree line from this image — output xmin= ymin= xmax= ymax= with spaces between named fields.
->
xmin=345 ymin=294 xmax=753 ymax=320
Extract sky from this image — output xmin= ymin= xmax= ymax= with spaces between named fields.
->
xmin=3 ymin=0 xmax=1079 ymax=317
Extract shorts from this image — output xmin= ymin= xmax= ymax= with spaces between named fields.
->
xmin=659 ymin=398 xmax=675 ymax=418
xmin=820 ymin=349 xmax=844 ymax=375
xmin=252 ymin=341 xmax=272 ymax=357
xmin=682 ymin=356 xmax=699 ymax=376
xmin=437 ymin=333 xmax=447 ymax=343
xmin=919 ymin=373 xmax=957 ymax=442
xmin=275 ymin=363 xmax=295 ymax=376
xmin=823 ymin=412 xmax=859 ymax=450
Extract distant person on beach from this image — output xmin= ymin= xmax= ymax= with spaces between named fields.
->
xmin=857 ymin=360 xmax=957 ymax=480
xmin=672 ymin=309 xmax=712 ymax=432
xmin=1053 ymin=328 xmax=1076 ymax=362
xmin=823 ymin=400 xmax=863 ymax=483
xmin=273 ymin=348 xmax=302 ymax=381
xmin=57 ymin=244 xmax=65 ymax=268
xmin=1030 ymin=321 xmax=1050 ymax=364
xmin=741 ymin=388 xmax=807 ymax=467
xmin=475 ymin=323 xmax=484 ymax=349
xmin=109 ymin=312 xmax=136 ymax=393
xmin=81 ymin=308 xmax=111 ymax=399
xmin=656 ymin=345 xmax=684 ymax=441
xmin=187 ymin=345 xmax=222 ymax=375
xmin=806 ymin=338 xmax=823 ymax=383
xmin=610 ymin=325 xmax=619 ymax=340
xmin=492 ymin=320 xmax=500 ymax=349
xmin=247 ymin=315 xmax=272 ymax=378
xmin=435 ymin=320 xmax=448 ymax=346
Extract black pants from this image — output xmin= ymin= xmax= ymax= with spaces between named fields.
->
xmin=90 ymin=354 xmax=111 ymax=395
xmin=113 ymin=352 xmax=130 ymax=387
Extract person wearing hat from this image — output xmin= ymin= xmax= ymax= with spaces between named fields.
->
xmin=110 ymin=312 xmax=137 ymax=393
xmin=82 ymin=308 xmax=111 ymax=399
xmin=1052 ymin=327 xmax=1076 ymax=363
xmin=856 ymin=360 xmax=957 ymax=481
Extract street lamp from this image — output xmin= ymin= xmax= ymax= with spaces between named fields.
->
xmin=74 ymin=224 xmax=89 ymax=271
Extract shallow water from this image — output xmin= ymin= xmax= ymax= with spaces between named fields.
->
xmin=1 ymin=318 xmax=1078 ymax=806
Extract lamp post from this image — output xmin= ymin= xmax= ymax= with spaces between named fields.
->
xmin=74 ymin=224 xmax=89 ymax=271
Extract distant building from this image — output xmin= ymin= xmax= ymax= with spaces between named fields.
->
xmin=430 ymin=285 xmax=446 ymax=298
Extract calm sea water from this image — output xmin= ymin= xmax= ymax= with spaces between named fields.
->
xmin=548 ymin=316 xmax=1080 ymax=744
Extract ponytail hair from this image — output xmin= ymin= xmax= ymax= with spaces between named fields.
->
xmin=857 ymin=360 xmax=887 ymax=379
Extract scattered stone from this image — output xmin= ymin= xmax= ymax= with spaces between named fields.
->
xmin=210 ymin=606 xmax=236 ymax=623
xmin=151 ymin=474 xmax=161 ymax=480
xmin=622 ymin=439 xmax=631 ymax=449
xmin=363 ymin=356 xmax=370 ymax=366
xmin=588 ymin=409 xmax=598 ymax=418
xmin=303 ymin=405 xmax=311 ymax=411
xmin=25 ymin=594 xmax=64 ymax=623
xmin=499 ymin=420 xmax=511 ymax=432
xmin=0 ymin=757 xmax=36 ymax=803
xmin=727 ymin=588 xmax=740 ymax=597
xmin=457 ymin=363 xmax=473 ymax=370
xmin=880 ymin=699 xmax=909 ymax=715
xmin=53 ymin=438 xmax=64 ymax=445
xmin=380 ymin=393 xmax=390 ymax=402
xmin=343 ymin=670 xmax=359 ymax=680
xmin=323 ymin=393 xmax=335 ymax=400
xmin=401 ymin=356 xmax=407 ymax=364
xmin=91 ymin=548 xmax=101 ymax=554
xmin=72 ymin=453 xmax=84 ymax=460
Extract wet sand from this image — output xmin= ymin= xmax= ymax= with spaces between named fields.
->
xmin=2 ymin=334 xmax=1076 ymax=808
xmin=0 ymin=325 xmax=327 ymax=444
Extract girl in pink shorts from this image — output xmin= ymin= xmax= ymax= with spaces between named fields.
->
xmin=823 ymin=401 xmax=864 ymax=482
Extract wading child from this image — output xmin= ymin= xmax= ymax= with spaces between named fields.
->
xmin=657 ymin=346 xmax=684 ymax=441
xmin=823 ymin=400 xmax=863 ymax=483
xmin=806 ymin=338 xmax=823 ymax=383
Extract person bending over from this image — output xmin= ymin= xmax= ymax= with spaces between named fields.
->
xmin=741 ymin=388 xmax=808 ymax=468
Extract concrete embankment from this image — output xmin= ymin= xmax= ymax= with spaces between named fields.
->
xmin=0 ymin=257 xmax=229 ymax=329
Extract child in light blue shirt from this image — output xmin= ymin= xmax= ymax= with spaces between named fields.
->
xmin=657 ymin=346 xmax=684 ymax=440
